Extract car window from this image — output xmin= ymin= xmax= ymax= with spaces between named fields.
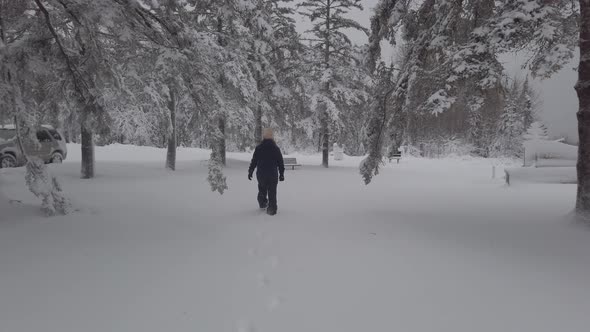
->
xmin=0 ymin=129 xmax=16 ymax=142
xmin=36 ymin=130 xmax=52 ymax=143
xmin=48 ymin=129 xmax=62 ymax=141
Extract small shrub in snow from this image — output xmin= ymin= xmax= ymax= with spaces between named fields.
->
xmin=207 ymin=150 xmax=228 ymax=195
xmin=25 ymin=158 xmax=71 ymax=216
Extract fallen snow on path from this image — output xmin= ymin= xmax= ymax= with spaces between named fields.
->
xmin=1 ymin=144 xmax=589 ymax=332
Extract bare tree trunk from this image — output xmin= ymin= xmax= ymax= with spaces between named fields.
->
xmin=219 ymin=117 xmax=226 ymax=166
xmin=322 ymin=0 xmax=331 ymax=168
xmin=576 ymin=0 xmax=590 ymax=215
xmin=321 ymin=115 xmax=329 ymax=168
xmin=166 ymin=86 xmax=177 ymax=170
xmin=80 ymin=122 xmax=94 ymax=179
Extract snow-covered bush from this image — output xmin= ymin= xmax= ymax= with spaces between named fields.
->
xmin=207 ymin=150 xmax=228 ymax=195
xmin=406 ymin=138 xmax=477 ymax=158
xmin=25 ymin=157 xmax=71 ymax=216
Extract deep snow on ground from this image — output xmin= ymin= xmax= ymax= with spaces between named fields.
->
xmin=1 ymin=144 xmax=590 ymax=332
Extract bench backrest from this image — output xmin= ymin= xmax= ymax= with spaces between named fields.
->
xmin=391 ymin=153 xmax=402 ymax=158
xmin=284 ymin=158 xmax=298 ymax=165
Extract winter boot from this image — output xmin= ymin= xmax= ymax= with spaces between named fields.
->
xmin=259 ymin=201 xmax=268 ymax=209
xmin=266 ymin=207 xmax=277 ymax=216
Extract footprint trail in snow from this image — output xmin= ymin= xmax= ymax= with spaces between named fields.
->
xmin=237 ymin=221 xmax=284 ymax=331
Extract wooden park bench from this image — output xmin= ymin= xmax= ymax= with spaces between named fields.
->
xmin=391 ymin=152 xmax=402 ymax=164
xmin=284 ymin=157 xmax=301 ymax=170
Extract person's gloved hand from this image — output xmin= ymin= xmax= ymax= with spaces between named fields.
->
xmin=248 ymin=173 xmax=253 ymax=181
xmin=279 ymin=174 xmax=285 ymax=182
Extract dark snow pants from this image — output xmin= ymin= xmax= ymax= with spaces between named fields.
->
xmin=257 ymin=176 xmax=278 ymax=210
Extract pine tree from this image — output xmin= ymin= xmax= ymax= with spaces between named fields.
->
xmin=467 ymin=96 xmax=485 ymax=155
xmin=491 ymin=95 xmax=524 ymax=158
xmin=486 ymin=77 xmax=541 ymax=157
xmin=520 ymin=77 xmax=536 ymax=131
xmin=246 ymin=0 xmax=302 ymax=145
xmin=523 ymin=121 xmax=549 ymax=141
xmin=298 ymin=0 xmax=368 ymax=168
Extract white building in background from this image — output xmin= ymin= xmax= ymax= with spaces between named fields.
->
xmin=523 ymin=139 xmax=577 ymax=167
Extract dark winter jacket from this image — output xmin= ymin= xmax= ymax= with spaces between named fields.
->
xmin=249 ymin=139 xmax=285 ymax=179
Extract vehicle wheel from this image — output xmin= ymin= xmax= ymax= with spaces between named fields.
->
xmin=50 ymin=152 xmax=63 ymax=164
xmin=0 ymin=154 xmax=17 ymax=168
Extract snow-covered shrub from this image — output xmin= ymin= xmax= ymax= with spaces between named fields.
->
xmin=25 ymin=157 xmax=71 ymax=216
xmin=407 ymin=138 xmax=476 ymax=158
xmin=207 ymin=150 xmax=228 ymax=195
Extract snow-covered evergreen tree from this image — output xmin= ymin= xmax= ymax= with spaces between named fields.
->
xmin=363 ymin=0 xmax=572 ymax=180
xmin=298 ymin=0 xmax=369 ymax=167
xmin=523 ymin=122 xmax=550 ymax=141
xmin=520 ymin=78 xmax=536 ymax=131
xmin=491 ymin=89 xmax=524 ymax=158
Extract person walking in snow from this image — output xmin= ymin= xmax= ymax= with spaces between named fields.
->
xmin=248 ymin=128 xmax=285 ymax=215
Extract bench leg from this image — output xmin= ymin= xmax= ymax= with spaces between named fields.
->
xmin=292 ymin=166 xmax=295 ymax=170
xmin=397 ymin=159 xmax=400 ymax=164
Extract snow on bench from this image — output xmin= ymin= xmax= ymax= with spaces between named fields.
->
xmin=284 ymin=157 xmax=301 ymax=170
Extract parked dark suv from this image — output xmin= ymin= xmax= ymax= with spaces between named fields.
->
xmin=0 ymin=125 xmax=68 ymax=168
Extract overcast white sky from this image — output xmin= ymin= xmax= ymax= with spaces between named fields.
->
xmin=292 ymin=0 xmax=579 ymax=142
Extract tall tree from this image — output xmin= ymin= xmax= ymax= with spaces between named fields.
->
xmin=576 ymin=0 xmax=590 ymax=214
xmin=247 ymin=0 xmax=302 ymax=145
xmin=298 ymin=0 xmax=368 ymax=167
xmin=524 ymin=121 xmax=549 ymax=141
xmin=490 ymin=81 xmax=525 ymax=158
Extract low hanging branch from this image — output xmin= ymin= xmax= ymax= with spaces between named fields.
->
xmin=33 ymin=0 xmax=90 ymax=101
xmin=13 ymin=102 xmax=71 ymax=216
